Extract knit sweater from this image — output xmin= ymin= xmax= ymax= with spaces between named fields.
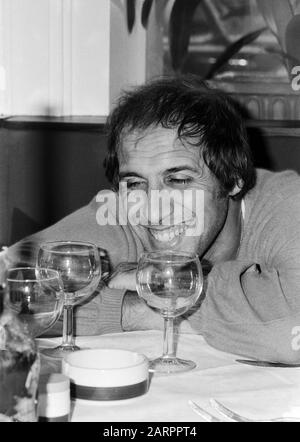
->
xmin=7 ymin=169 xmax=300 ymax=363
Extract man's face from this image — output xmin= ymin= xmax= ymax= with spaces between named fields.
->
xmin=118 ymin=126 xmax=229 ymax=257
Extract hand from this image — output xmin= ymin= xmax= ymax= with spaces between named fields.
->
xmin=106 ymin=262 xmax=161 ymax=331
xmin=109 ymin=261 xmax=207 ymax=334
xmin=107 ymin=262 xmax=138 ymax=291
xmin=121 ymin=291 xmax=200 ymax=334
xmin=108 ymin=259 xmax=211 ymax=292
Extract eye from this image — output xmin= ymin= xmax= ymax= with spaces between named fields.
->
xmin=165 ymin=177 xmax=193 ymax=186
xmin=125 ymin=181 xmax=146 ymax=190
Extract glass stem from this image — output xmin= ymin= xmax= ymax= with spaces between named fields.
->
xmin=62 ymin=304 xmax=75 ymax=347
xmin=162 ymin=317 xmax=176 ymax=359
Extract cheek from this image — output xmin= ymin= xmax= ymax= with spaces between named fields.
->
xmin=203 ymin=194 xmax=228 ymax=234
xmin=204 ymin=188 xmax=227 ymax=216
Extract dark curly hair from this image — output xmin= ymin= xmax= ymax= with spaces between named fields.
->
xmin=104 ymin=75 xmax=256 ymax=199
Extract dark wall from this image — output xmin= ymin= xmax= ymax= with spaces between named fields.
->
xmin=247 ymin=125 xmax=300 ymax=173
xmin=254 ymin=135 xmax=300 ymax=172
xmin=1 ymin=118 xmax=300 ymax=246
xmin=0 ymin=119 xmax=110 ymax=245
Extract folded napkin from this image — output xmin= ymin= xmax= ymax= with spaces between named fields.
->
xmin=210 ymin=385 xmax=300 ymax=421
xmin=189 ymin=381 xmax=300 ymax=422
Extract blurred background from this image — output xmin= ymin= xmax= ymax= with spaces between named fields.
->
xmin=0 ymin=0 xmax=300 ymax=246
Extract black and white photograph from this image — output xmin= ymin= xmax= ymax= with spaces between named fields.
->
xmin=1 ymin=0 xmax=300 ymax=426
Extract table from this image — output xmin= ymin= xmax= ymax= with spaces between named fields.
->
xmin=39 ymin=330 xmax=300 ymax=422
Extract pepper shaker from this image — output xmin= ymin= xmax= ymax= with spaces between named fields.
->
xmin=38 ymin=373 xmax=70 ymax=422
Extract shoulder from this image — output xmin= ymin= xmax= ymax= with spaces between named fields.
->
xmin=244 ymin=169 xmax=300 ymax=219
xmin=243 ymin=169 xmax=300 ymax=262
xmin=250 ymin=168 xmax=300 ymax=200
xmin=9 ymin=190 xmax=140 ymax=270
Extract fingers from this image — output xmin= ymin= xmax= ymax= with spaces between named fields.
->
xmin=108 ymin=268 xmax=137 ymax=291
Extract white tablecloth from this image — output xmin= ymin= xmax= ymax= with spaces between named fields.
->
xmin=39 ymin=331 xmax=300 ymax=422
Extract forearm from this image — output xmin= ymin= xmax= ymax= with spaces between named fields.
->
xmin=107 ymin=260 xmax=211 ymax=334
xmin=121 ymin=291 xmax=163 ymax=331
xmin=121 ymin=290 xmax=205 ymax=334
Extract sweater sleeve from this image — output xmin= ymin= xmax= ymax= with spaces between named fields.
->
xmin=189 ymin=192 xmax=300 ymax=364
xmin=41 ymin=286 xmax=127 ymax=337
xmin=194 ymin=261 xmax=300 ymax=364
xmin=74 ymin=286 xmax=127 ymax=335
xmin=4 ymin=198 xmax=135 ymax=337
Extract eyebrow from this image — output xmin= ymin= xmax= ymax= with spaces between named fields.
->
xmin=119 ymin=166 xmax=199 ymax=180
xmin=119 ymin=172 xmax=144 ymax=180
xmin=164 ymin=166 xmax=200 ymax=175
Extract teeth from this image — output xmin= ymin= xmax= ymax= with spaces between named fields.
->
xmin=150 ymin=224 xmax=186 ymax=242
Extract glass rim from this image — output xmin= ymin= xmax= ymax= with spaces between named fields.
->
xmin=39 ymin=240 xmax=98 ymax=255
xmin=139 ymin=250 xmax=200 ymax=264
xmin=7 ymin=266 xmax=61 ymax=283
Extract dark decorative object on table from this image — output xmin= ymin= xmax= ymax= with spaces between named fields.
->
xmin=0 ymin=282 xmax=40 ymax=422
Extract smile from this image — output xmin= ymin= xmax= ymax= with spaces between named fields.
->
xmin=148 ymin=220 xmax=195 ymax=243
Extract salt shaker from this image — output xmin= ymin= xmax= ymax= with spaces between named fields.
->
xmin=38 ymin=373 xmax=70 ymax=422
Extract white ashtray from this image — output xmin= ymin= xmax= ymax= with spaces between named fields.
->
xmin=62 ymin=349 xmax=149 ymax=401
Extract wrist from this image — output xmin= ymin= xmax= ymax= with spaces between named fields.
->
xmin=121 ymin=291 xmax=143 ymax=331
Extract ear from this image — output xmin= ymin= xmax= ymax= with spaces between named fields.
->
xmin=228 ymin=179 xmax=244 ymax=197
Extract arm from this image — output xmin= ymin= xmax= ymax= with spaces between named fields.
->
xmin=108 ymin=193 xmax=300 ymax=363
xmin=197 ymin=196 xmax=300 ymax=364
xmin=109 ymin=262 xmax=211 ymax=334
xmin=121 ymin=290 xmax=202 ymax=333
xmin=2 ymin=199 xmax=138 ymax=337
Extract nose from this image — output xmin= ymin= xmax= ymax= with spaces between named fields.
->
xmin=144 ymin=186 xmax=175 ymax=226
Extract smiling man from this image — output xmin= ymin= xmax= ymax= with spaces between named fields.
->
xmin=118 ymin=126 xmax=230 ymax=255
xmin=4 ymin=76 xmax=300 ymax=363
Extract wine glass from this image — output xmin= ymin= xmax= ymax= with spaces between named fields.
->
xmin=37 ymin=241 xmax=101 ymax=358
xmin=136 ymin=251 xmax=203 ymax=374
xmin=6 ymin=267 xmax=64 ymax=338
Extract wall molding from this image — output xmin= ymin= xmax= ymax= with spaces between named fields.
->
xmin=2 ymin=115 xmax=300 ymax=138
xmin=246 ymin=119 xmax=300 ymax=137
xmin=0 ymin=115 xmax=107 ymax=131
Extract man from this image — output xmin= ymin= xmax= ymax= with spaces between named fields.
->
xmin=3 ymin=76 xmax=300 ymax=363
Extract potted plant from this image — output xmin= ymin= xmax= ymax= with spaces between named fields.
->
xmin=125 ymin=0 xmax=300 ymax=119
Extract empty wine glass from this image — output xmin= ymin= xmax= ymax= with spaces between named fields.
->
xmin=136 ymin=251 xmax=203 ymax=374
xmin=6 ymin=267 xmax=64 ymax=338
xmin=37 ymin=241 xmax=101 ymax=358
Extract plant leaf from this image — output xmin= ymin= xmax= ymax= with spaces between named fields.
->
xmin=169 ymin=0 xmax=203 ymax=71
xmin=141 ymin=0 xmax=154 ymax=29
xmin=285 ymin=14 xmax=300 ymax=76
xmin=126 ymin=0 xmax=136 ymax=34
xmin=205 ymin=27 xmax=268 ymax=80
xmin=256 ymin=0 xmax=294 ymax=50
xmin=266 ymin=47 xmax=300 ymax=66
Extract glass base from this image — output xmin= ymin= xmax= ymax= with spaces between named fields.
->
xmin=149 ymin=356 xmax=196 ymax=375
xmin=41 ymin=344 xmax=81 ymax=360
